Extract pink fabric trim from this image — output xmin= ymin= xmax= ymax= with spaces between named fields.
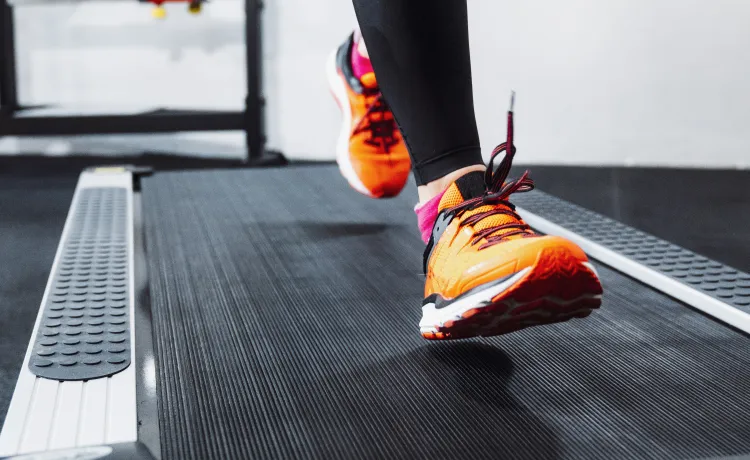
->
xmin=351 ymin=32 xmax=374 ymax=79
xmin=414 ymin=189 xmax=447 ymax=244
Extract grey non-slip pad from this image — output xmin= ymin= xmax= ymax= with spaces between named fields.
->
xmin=29 ymin=188 xmax=131 ymax=381
xmin=514 ymin=190 xmax=750 ymax=311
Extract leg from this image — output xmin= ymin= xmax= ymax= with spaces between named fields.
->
xmin=351 ymin=0 xmax=485 ymax=202
xmin=338 ymin=0 xmax=603 ymax=340
xmin=328 ymin=30 xmax=412 ymax=198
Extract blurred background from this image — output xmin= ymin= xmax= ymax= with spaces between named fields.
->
xmin=4 ymin=0 xmax=750 ymax=167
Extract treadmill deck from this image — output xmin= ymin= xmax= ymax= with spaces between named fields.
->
xmin=141 ymin=166 xmax=750 ymax=460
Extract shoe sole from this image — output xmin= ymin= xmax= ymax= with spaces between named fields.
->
xmin=419 ymin=246 xmax=603 ymax=340
xmin=325 ymin=50 xmax=376 ymax=198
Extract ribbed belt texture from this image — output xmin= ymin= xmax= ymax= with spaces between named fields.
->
xmin=142 ymin=166 xmax=750 ymax=460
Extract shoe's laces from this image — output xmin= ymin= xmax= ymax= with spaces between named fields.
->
xmin=448 ymin=93 xmax=536 ymax=249
xmin=352 ymin=92 xmax=399 ymax=153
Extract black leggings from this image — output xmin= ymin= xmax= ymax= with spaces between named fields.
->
xmin=351 ymin=0 xmax=484 ymax=186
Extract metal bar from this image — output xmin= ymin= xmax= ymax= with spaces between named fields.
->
xmin=0 ymin=171 xmax=138 ymax=458
xmin=132 ymin=191 xmax=161 ymax=460
xmin=48 ymin=381 xmax=83 ymax=450
xmin=517 ymin=205 xmax=750 ymax=335
xmin=0 ymin=0 xmax=18 ymax=113
xmin=76 ymin=379 xmax=108 ymax=447
xmin=0 ymin=111 xmax=245 ymax=136
xmin=245 ymin=0 xmax=264 ymax=161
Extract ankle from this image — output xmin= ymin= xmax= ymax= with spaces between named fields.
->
xmin=417 ymin=165 xmax=486 ymax=204
xmin=351 ymin=32 xmax=373 ymax=79
xmin=355 ymin=32 xmax=369 ymax=59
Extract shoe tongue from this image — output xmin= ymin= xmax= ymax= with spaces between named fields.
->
xmin=438 ymin=170 xmax=528 ymax=241
xmin=437 ymin=171 xmax=486 ymax=212
xmin=360 ymin=72 xmax=378 ymax=90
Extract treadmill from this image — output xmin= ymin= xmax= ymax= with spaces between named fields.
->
xmin=1 ymin=164 xmax=749 ymax=460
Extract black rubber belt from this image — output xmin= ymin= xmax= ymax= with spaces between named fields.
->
xmin=143 ymin=167 xmax=750 ymax=460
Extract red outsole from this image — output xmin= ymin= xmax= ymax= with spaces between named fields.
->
xmin=422 ymin=246 xmax=603 ymax=340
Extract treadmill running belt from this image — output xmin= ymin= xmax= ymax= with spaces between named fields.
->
xmin=142 ymin=166 xmax=750 ymax=460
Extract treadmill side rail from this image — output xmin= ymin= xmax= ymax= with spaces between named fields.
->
xmin=515 ymin=190 xmax=750 ymax=334
xmin=0 ymin=441 xmax=155 ymax=460
xmin=0 ymin=171 xmax=137 ymax=457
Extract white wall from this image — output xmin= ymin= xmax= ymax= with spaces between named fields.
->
xmin=8 ymin=0 xmax=750 ymax=167
xmin=467 ymin=0 xmax=750 ymax=168
xmin=9 ymin=1 xmax=249 ymax=158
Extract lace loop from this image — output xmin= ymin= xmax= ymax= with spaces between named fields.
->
xmin=352 ymin=93 xmax=399 ymax=152
xmin=447 ymin=106 xmax=536 ymax=249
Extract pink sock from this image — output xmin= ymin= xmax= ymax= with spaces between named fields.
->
xmin=414 ymin=190 xmax=447 ymax=244
xmin=351 ymin=31 xmax=374 ymax=80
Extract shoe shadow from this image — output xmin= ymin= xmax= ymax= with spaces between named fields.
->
xmin=419 ymin=342 xmax=516 ymax=405
xmin=314 ymin=341 xmax=561 ymax=459
xmin=410 ymin=342 xmax=561 ymax=458
xmin=296 ymin=221 xmax=392 ymax=241
xmin=245 ymin=221 xmax=396 ymax=243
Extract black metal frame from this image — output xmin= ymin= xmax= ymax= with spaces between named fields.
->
xmin=0 ymin=0 xmax=283 ymax=165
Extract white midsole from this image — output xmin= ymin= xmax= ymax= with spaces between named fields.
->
xmin=326 ymin=50 xmax=373 ymax=197
xmin=583 ymin=261 xmax=599 ymax=277
xmin=420 ymin=265 xmax=603 ymax=331
xmin=419 ymin=268 xmax=531 ymax=329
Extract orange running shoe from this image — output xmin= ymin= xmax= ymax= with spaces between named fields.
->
xmin=420 ymin=104 xmax=603 ymax=340
xmin=327 ymin=34 xmax=411 ymax=198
